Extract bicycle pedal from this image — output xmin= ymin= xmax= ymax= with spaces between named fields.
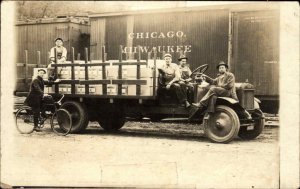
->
xmin=24 ymin=119 xmax=31 ymax=123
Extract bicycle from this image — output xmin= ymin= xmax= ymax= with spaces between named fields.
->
xmin=15 ymin=94 xmax=72 ymax=136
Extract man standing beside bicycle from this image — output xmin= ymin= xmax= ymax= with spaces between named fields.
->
xmin=24 ymin=69 xmax=60 ymax=131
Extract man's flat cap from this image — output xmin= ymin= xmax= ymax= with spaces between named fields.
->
xmin=55 ymin=37 xmax=63 ymax=42
xmin=37 ymin=69 xmax=46 ymax=74
xmin=164 ymin=53 xmax=172 ymax=58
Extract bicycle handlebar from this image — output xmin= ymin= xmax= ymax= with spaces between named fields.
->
xmin=56 ymin=94 xmax=65 ymax=105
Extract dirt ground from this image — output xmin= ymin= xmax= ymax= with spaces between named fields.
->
xmin=1 ymin=119 xmax=279 ymax=188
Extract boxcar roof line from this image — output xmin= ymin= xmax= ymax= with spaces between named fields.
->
xmin=16 ymin=17 xmax=90 ymax=26
xmin=89 ymin=2 xmax=279 ymax=18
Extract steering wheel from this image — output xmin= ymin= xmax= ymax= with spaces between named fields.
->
xmin=190 ymin=64 xmax=208 ymax=83
xmin=191 ymin=64 xmax=209 ymax=76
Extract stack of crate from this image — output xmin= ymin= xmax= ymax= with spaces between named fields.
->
xmin=106 ymin=60 xmax=157 ymax=96
xmin=42 ymin=59 xmax=159 ymax=96
xmin=57 ymin=61 xmax=74 ymax=94
xmin=75 ymin=60 xmax=106 ymax=95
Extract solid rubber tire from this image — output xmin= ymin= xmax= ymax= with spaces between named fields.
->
xmin=238 ymin=110 xmax=265 ymax=140
xmin=61 ymin=101 xmax=89 ymax=133
xmin=204 ymin=105 xmax=240 ymax=143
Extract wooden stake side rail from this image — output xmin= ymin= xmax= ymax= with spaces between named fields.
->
xmin=51 ymin=62 xmax=147 ymax=67
xmin=16 ymin=50 xmax=46 ymax=91
xmin=59 ymin=94 xmax=157 ymax=100
xmin=49 ymin=45 xmax=158 ymax=99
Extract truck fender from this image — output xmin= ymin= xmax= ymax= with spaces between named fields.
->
xmin=217 ymin=97 xmax=239 ymax=104
xmin=254 ymin=97 xmax=261 ymax=109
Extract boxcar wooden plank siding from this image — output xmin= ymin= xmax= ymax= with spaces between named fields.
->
xmin=105 ymin=16 xmax=128 ymax=60
xmin=16 ymin=21 xmax=90 ymax=65
xmin=89 ymin=8 xmax=279 ymax=97
xmin=16 ymin=19 xmax=90 ymax=91
xmin=232 ymin=10 xmax=279 ymax=96
xmin=131 ymin=9 xmax=229 ymax=78
xmin=90 ymin=18 xmax=106 ymax=60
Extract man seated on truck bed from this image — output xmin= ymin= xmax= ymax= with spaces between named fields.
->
xmin=191 ymin=61 xmax=238 ymax=114
xmin=178 ymin=55 xmax=194 ymax=102
xmin=157 ymin=53 xmax=191 ymax=108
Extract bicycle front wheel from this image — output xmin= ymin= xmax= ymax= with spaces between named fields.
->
xmin=15 ymin=107 xmax=35 ymax=134
xmin=51 ymin=108 xmax=72 ymax=136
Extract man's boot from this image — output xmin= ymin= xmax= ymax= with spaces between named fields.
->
xmin=188 ymin=103 xmax=206 ymax=120
xmin=33 ymin=117 xmax=42 ymax=132
xmin=185 ymin=100 xmax=191 ymax=108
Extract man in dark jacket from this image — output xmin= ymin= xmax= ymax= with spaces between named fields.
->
xmin=191 ymin=61 xmax=238 ymax=114
xmin=24 ymin=69 xmax=59 ymax=130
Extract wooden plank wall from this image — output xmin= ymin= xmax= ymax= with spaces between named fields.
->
xmin=90 ymin=18 xmax=106 ymax=60
xmin=16 ymin=21 xmax=90 ymax=91
xmin=131 ymin=9 xmax=229 ymax=77
xmin=232 ymin=10 xmax=279 ymax=96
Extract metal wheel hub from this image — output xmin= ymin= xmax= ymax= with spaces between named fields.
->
xmin=209 ymin=113 xmax=233 ymax=137
xmin=215 ymin=118 xmax=226 ymax=129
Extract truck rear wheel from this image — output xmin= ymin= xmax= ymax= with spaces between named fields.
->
xmin=98 ymin=111 xmax=125 ymax=131
xmin=204 ymin=105 xmax=240 ymax=143
xmin=238 ymin=110 xmax=265 ymax=140
xmin=61 ymin=101 xmax=89 ymax=133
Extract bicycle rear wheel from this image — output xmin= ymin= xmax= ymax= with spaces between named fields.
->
xmin=15 ymin=107 xmax=35 ymax=134
xmin=51 ymin=108 xmax=72 ymax=136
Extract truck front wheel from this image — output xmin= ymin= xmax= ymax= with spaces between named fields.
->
xmin=98 ymin=111 xmax=125 ymax=131
xmin=238 ymin=110 xmax=265 ymax=140
xmin=61 ymin=101 xmax=89 ymax=133
xmin=204 ymin=105 xmax=240 ymax=143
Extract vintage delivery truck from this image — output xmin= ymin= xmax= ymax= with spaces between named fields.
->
xmin=45 ymin=46 xmax=265 ymax=143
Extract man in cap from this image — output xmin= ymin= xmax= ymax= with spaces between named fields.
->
xmin=178 ymin=55 xmax=194 ymax=102
xmin=48 ymin=37 xmax=67 ymax=80
xmin=191 ymin=61 xmax=238 ymax=114
xmin=24 ymin=69 xmax=60 ymax=131
xmin=158 ymin=53 xmax=190 ymax=108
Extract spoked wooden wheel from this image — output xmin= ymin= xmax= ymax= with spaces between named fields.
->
xmin=51 ymin=108 xmax=72 ymax=136
xmin=15 ymin=107 xmax=35 ymax=134
xmin=204 ymin=105 xmax=240 ymax=143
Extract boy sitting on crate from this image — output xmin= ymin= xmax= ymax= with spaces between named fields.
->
xmin=47 ymin=37 xmax=67 ymax=81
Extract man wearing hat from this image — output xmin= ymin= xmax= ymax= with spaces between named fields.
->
xmin=24 ymin=69 xmax=60 ymax=131
xmin=178 ymin=55 xmax=194 ymax=102
xmin=158 ymin=53 xmax=190 ymax=108
xmin=191 ymin=61 xmax=238 ymax=113
xmin=48 ymin=37 xmax=67 ymax=80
